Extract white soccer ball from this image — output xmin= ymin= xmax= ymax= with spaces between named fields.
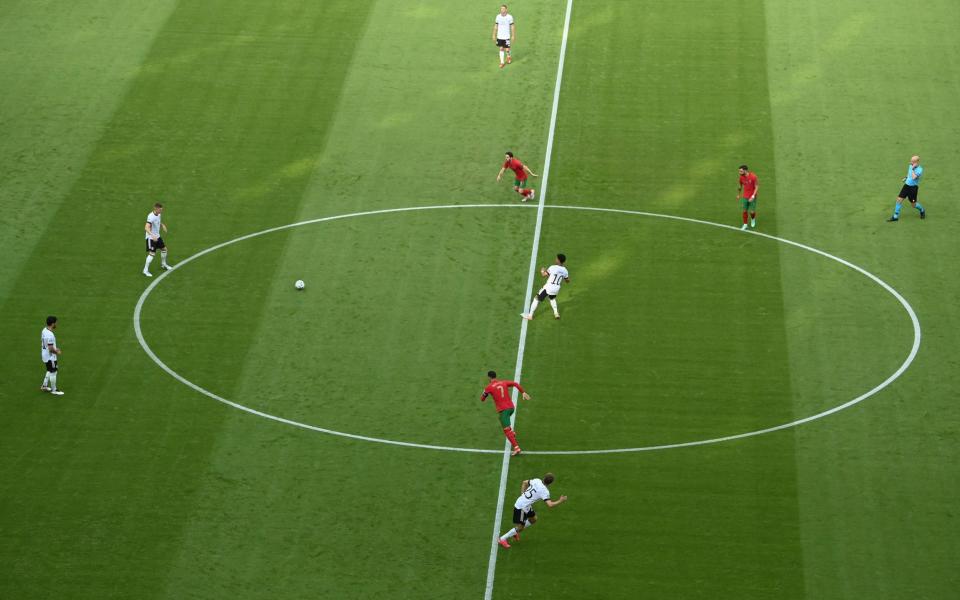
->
xmin=294 ymin=279 xmax=305 ymax=290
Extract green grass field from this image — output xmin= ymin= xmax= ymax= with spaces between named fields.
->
xmin=2 ymin=1 xmax=959 ymax=598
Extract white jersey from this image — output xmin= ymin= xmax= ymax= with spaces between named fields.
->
xmin=146 ymin=211 xmax=162 ymax=239
xmin=495 ymin=13 xmax=514 ymax=40
xmin=514 ymin=478 xmax=551 ymax=512
xmin=543 ymin=264 xmax=569 ymax=295
xmin=41 ymin=327 xmax=57 ymax=362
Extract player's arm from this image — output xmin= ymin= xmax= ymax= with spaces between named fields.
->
xmin=523 ymin=164 xmax=538 ymax=177
xmin=496 ymin=166 xmax=506 ymax=182
xmin=480 ymin=390 xmax=489 ymax=402
xmin=145 ymin=221 xmax=157 ymax=240
xmin=511 ymin=22 xmax=516 ymax=42
xmin=750 ymin=179 xmax=758 ymax=200
xmin=492 ymin=23 xmax=498 ymax=41
xmin=161 ymin=222 xmax=168 ymax=233
xmin=545 ymin=495 xmax=568 ymax=508
xmin=507 ymin=381 xmax=531 ymax=401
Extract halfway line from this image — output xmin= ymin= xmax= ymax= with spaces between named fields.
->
xmin=483 ymin=1 xmax=574 ymax=598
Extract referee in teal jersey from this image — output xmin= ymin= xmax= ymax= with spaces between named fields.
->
xmin=887 ymin=155 xmax=926 ymax=221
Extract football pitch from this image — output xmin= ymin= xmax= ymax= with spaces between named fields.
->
xmin=2 ymin=1 xmax=959 ymax=598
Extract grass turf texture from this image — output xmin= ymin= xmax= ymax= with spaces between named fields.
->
xmin=1 ymin=1 xmax=958 ymax=599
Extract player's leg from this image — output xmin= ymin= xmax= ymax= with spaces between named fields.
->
xmin=47 ymin=361 xmax=62 ymax=395
xmin=499 ymin=409 xmax=521 ymax=453
xmin=548 ymin=294 xmax=560 ymax=319
xmin=506 ymin=39 xmax=512 ymax=64
xmin=749 ymin=198 xmax=757 ymax=228
xmin=499 ymin=508 xmax=526 ymax=548
xmin=740 ymin=197 xmax=749 ymax=230
xmin=909 ymin=189 xmax=925 ymax=218
xmin=889 ymin=188 xmax=908 ymax=221
xmin=144 ymin=239 xmax=155 ymax=276
xmin=522 ymin=289 xmax=547 ymax=320
xmin=41 ymin=361 xmax=52 ymax=391
xmin=498 ymin=39 xmax=506 ymax=67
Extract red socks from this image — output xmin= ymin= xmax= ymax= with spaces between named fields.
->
xmin=750 ymin=212 xmax=756 ymax=220
xmin=503 ymin=427 xmax=519 ymax=449
xmin=742 ymin=211 xmax=749 ymax=224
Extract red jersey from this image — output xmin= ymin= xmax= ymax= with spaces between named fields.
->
xmin=503 ymin=158 xmax=528 ymax=181
xmin=739 ymin=172 xmax=758 ymax=199
xmin=481 ymin=379 xmax=526 ymax=412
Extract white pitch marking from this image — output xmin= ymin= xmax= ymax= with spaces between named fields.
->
xmin=134 ymin=203 xmax=921 ymax=456
xmin=484 ymin=1 xmax=574 ymax=598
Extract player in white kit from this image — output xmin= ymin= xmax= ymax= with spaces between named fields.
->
xmin=498 ymin=473 xmax=567 ymax=549
xmin=143 ymin=202 xmax=173 ymax=277
xmin=492 ymin=5 xmax=515 ymax=68
xmin=522 ymin=253 xmax=570 ymax=320
xmin=40 ymin=315 xmax=64 ymax=395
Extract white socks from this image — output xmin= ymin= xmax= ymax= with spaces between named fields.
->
xmin=499 ymin=520 xmax=534 ymax=541
xmin=42 ymin=373 xmax=50 ymax=387
xmin=499 ymin=50 xmax=505 ymax=64
xmin=529 ymin=298 xmax=540 ymax=314
xmin=549 ymin=298 xmax=559 ymax=316
xmin=49 ymin=372 xmax=58 ymax=391
xmin=144 ymin=254 xmax=154 ymax=271
xmin=160 ymin=249 xmax=168 ymax=267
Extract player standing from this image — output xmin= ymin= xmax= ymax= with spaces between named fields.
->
xmin=737 ymin=165 xmax=759 ymax=230
xmin=522 ymin=253 xmax=569 ymax=320
xmin=492 ymin=5 xmax=515 ymax=69
xmin=497 ymin=151 xmax=538 ymax=202
xmin=40 ymin=316 xmax=64 ymax=396
xmin=143 ymin=202 xmax=173 ymax=277
xmin=887 ymin=155 xmax=926 ymax=221
xmin=497 ymin=473 xmax=567 ymax=549
xmin=480 ymin=370 xmax=531 ymax=456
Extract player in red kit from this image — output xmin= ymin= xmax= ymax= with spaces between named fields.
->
xmin=480 ymin=370 xmax=531 ymax=456
xmin=737 ymin=164 xmax=759 ymax=230
xmin=497 ymin=151 xmax=538 ymax=202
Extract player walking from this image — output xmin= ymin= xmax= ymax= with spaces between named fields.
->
xmin=887 ymin=155 xmax=926 ymax=221
xmin=40 ymin=316 xmax=64 ymax=396
xmin=497 ymin=473 xmax=567 ymax=549
xmin=522 ymin=253 xmax=569 ymax=320
xmin=737 ymin=165 xmax=759 ymax=230
xmin=492 ymin=5 xmax=515 ymax=69
xmin=143 ymin=202 xmax=173 ymax=277
xmin=497 ymin=151 xmax=538 ymax=202
xmin=480 ymin=370 xmax=530 ymax=456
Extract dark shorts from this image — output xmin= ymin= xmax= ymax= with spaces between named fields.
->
xmin=536 ymin=288 xmax=557 ymax=301
xmin=146 ymin=237 xmax=166 ymax=253
xmin=899 ymin=184 xmax=919 ymax=201
xmin=44 ymin=360 xmax=58 ymax=373
xmin=496 ymin=38 xmax=511 ymax=48
xmin=513 ymin=507 xmax=535 ymax=525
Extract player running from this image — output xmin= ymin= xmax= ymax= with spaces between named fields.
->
xmin=497 ymin=473 xmax=567 ymax=549
xmin=480 ymin=370 xmax=530 ymax=456
xmin=492 ymin=5 xmax=515 ymax=69
xmin=143 ymin=202 xmax=173 ymax=277
xmin=40 ymin=315 xmax=64 ymax=396
xmin=522 ymin=253 xmax=569 ymax=320
xmin=497 ymin=151 xmax=538 ymax=202
xmin=887 ymin=155 xmax=926 ymax=222
xmin=737 ymin=165 xmax=759 ymax=230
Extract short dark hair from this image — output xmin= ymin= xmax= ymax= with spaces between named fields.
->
xmin=739 ymin=164 xmax=748 ymax=171
xmin=487 ymin=370 xmax=497 ymax=379
xmin=154 ymin=202 xmax=163 ymax=208
xmin=543 ymin=473 xmax=555 ymax=485
xmin=505 ymin=151 xmax=514 ymax=158
xmin=557 ymin=253 xmax=566 ymax=264
xmin=46 ymin=315 xmax=57 ymax=326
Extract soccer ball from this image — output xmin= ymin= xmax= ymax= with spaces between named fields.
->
xmin=294 ymin=279 xmax=305 ymax=290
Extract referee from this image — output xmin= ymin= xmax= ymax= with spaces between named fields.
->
xmin=887 ymin=155 xmax=926 ymax=221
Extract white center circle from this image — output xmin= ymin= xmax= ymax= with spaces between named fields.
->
xmin=133 ymin=204 xmax=921 ymax=455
